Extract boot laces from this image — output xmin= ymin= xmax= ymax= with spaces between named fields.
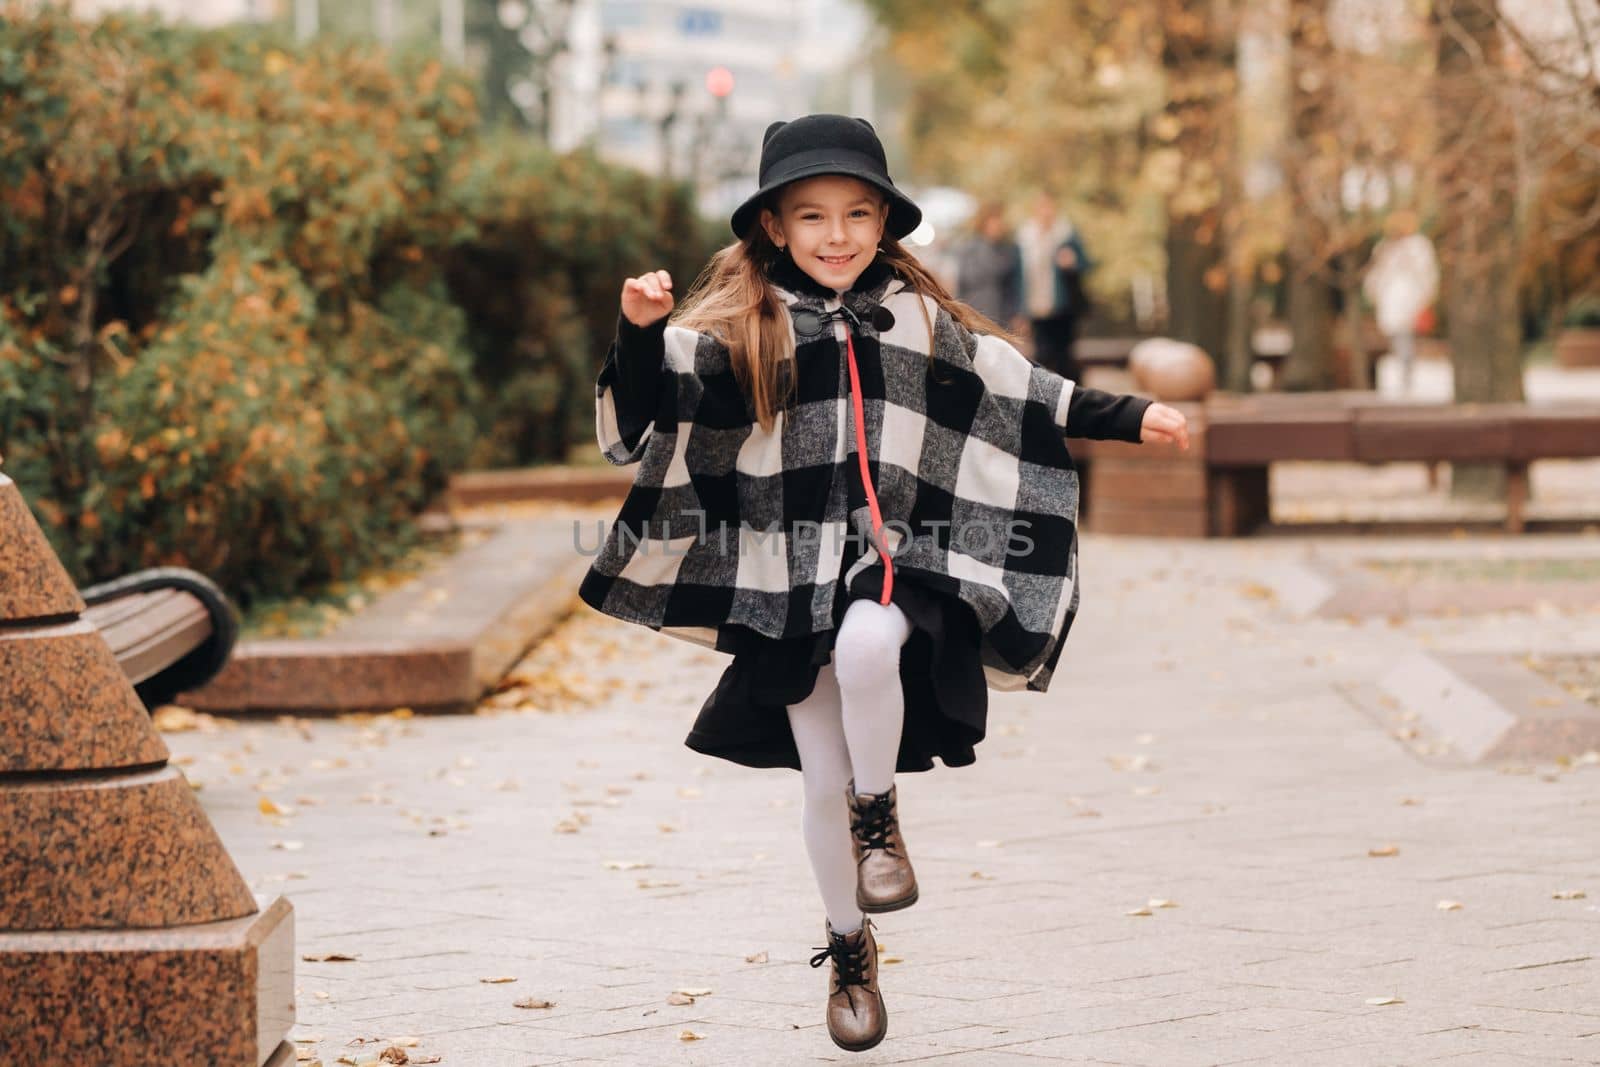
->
xmin=809 ymin=931 xmax=870 ymax=989
xmin=850 ymin=792 xmax=899 ymax=856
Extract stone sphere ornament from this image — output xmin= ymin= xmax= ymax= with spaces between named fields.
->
xmin=1128 ymin=338 xmax=1216 ymax=401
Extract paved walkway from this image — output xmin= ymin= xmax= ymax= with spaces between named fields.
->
xmin=163 ymin=531 xmax=1600 ymax=1066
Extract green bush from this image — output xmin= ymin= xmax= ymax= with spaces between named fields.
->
xmin=0 ymin=6 xmax=717 ymax=603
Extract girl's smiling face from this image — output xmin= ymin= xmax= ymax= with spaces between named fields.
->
xmin=759 ymin=176 xmax=889 ymax=292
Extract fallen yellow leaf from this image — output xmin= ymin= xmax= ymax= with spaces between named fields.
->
xmin=479 ymin=976 xmax=517 ymax=984
xmin=1368 ymin=844 xmax=1400 ymax=857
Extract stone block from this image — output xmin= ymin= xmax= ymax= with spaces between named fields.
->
xmin=0 ymin=464 xmax=294 ymax=1063
xmin=0 ymin=620 xmax=168 ymax=773
xmin=0 ymin=896 xmax=295 ymax=1065
xmin=0 ymin=765 xmax=258 ymax=930
xmin=0 ymin=474 xmax=84 ymax=622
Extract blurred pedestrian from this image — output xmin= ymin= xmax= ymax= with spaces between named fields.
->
xmin=1017 ymin=191 xmax=1093 ymax=382
xmin=953 ymin=201 xmax=1024 ymax=332
xmin=1362 ymin=210 xmax=1438 ymax=393
xmin=583 ymin=114 xmax=1189 ymax=1054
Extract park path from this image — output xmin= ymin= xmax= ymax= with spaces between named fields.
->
xmin=163 ymin=530 xmax=1600 ymax=1066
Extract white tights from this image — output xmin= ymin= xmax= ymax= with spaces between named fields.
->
xmin=785 ymin=598 xmax=912 ymax=934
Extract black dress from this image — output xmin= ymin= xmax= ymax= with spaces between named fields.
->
xmin=686 ymin=541 xmax=990 ymax=775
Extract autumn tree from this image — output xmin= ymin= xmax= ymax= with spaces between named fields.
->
xmin=1279 ymin=0 xmax=1337 ymax=390
xmin=861 ymin=0 xmax=1169 ymax=324
xmin=1158 ymin=0 xmax=1237 ymax=368
xmin=1435 ymin=0 xmax=1524 ymax=424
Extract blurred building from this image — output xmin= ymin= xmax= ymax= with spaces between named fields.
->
xmin=70 ymin=0 xmax=268 ymax=22
xmin=553 ymin=0 xmax=874 ymax=221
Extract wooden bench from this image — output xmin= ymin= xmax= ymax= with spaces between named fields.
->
xmin=79 ymin=568 xmax=239 ymax=710
xmin=1079 ymin=394 xmax=1600 ymax=536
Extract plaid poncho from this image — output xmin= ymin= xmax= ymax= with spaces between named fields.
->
xmin=577 ymin=257 xmax=1148 ymax=693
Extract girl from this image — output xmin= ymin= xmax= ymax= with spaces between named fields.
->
xmin=578 ymin=114 xmax=1189 ymax=1053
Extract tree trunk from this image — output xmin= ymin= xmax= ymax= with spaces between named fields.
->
xmin=1160 ymin=0 xmax=1234 ymax=363
xmin=1223 ymin=235 xmax=1254 ymax=392
xmin=1280 ymin=0 xmax=1337 ymax=391
xmin=1222 ymin=16 xmax=1254 ymax=392
xmin=1339 ymin=247 xmax=1369 ymax=390
xmin=1436 ymin=0 xmax=1524 ymax=499
xmin=1284 ymin=254 xmax=1336 ymax=390
xmin=1166 ymin=218 xmax=1230 ymax=361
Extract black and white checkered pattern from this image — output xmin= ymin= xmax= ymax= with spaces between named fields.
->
xmin=578 ymin=270 xmax=1084 ymax=693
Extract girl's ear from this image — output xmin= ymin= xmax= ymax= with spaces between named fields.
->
xmin=759 ymin=207 xmax=785 ymax=249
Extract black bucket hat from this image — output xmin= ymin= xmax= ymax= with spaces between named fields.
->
xmin=729 ymin=114 xmax=923 ymax=241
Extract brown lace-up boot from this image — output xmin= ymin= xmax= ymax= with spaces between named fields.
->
xmin=847 ymin=781 xmax=919 ymax=912
xmin=809 ymin=917 xmax=887 ymax=1051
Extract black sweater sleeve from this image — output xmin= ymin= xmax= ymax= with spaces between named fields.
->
xmin=598 ymin=313 xmax=667 ymax=446
xmin=1065 ymin=385 xmax=1151 ymax=442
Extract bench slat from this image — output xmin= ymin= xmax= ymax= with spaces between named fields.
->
xmin=1354 ymin=408 xmax=1516 ymax=462
xmin=1207 ymin=411 xmax=1356 ymax=464
xmin=100 ymin=593 xmax=207 ymax=650
xmin=87 ymin=590 xmax=213 ymax=685
xmin=82 ymin=588 xmax=172 ymax=630
xmin=118 ymin=610 xmax=213 ymax=686
xmin=87 ymin=590 xmax=191 ymax=650
xmin=1510 ymin=407 xmax=1600 ymax=459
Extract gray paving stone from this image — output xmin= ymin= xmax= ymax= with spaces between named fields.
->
xmin=161 ymin=529 xmax=1600 ymax=1063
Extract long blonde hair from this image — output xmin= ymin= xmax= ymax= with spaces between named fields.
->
xmin=672 ymin=215 xmax=1017 ymax=432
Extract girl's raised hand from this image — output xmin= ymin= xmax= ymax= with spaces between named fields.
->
xmin=1140 ymin=402 xmax=1191 ymax=451
xmin=621 ymin=269 xmax=674 ymax=327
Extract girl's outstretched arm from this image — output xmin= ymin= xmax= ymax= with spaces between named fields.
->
xmin=937 ymin=302 xmax=1187 ymax=449
xmin=1063 ymin=385 xmax=1149 ymax=442
xmin=1065 ymin=388 xmax=1190 ymax=449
